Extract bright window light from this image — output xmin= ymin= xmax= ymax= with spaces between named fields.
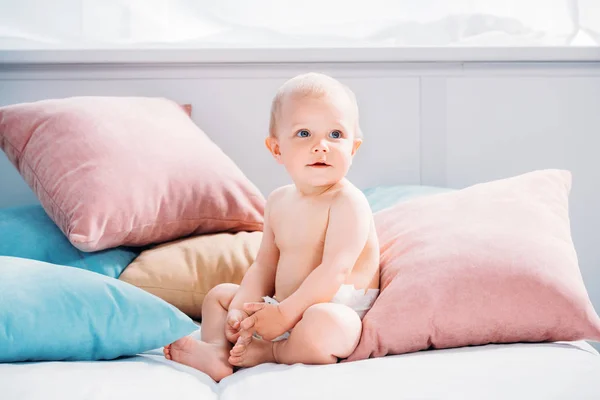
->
xmin=0 ymin=0 xmax=598 ymax=49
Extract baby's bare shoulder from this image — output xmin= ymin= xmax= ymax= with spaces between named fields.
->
xmin=266 ymin=184 xmax=294 ymax=208
xmin=268 ymin=184 xmax=294 ymax=200
xmin=324 ymin=183 xmax=374 ymax=252
xmin=331 ymin=182 xmax=371 ymax=214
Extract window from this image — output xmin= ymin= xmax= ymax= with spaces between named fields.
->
xmin=1 ymin=0 xmax=598 ymax=50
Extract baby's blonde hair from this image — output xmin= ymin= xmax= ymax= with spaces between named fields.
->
xmin=268 ymin=72 xmax=362 ymax=138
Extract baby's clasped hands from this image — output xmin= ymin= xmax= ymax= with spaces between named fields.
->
xmin=239 ymin=302 xmax=294 ymax=342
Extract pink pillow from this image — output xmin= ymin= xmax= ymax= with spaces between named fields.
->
xmin=347 ymin=169 xmax=600 ymax=361
xmin=0 ymin=96 xmax=265 ymax=252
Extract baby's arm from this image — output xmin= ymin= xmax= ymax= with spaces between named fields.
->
xmin=278 ymin=190 xmax=371 ymax=326
xmin=228 ymin=192 xmax=280 ymax=311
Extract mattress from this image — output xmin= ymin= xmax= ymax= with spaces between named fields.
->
xmin=2 ymin=328 xmax=599 ymax=400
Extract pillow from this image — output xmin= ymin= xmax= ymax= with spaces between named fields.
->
xmin=362 ymin=185 xmax=454 ymax=213
xmin=119 ymin=231 xmax=262 ymax=319
xmin=0 ymin=96 xmax=265 ymax=252
xmin=0 ymin=205 xmax=139 ymax=278
xmin=347 ymin=169 xmax=600 ymax=361
xmin=0 ymin=256 xmax=198 ymax=362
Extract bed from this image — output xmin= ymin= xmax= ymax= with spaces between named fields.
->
xmin=2 ymin=327 xmax=599 ymax=400
xmin=1 ymin=69 xmax=600 ymax=400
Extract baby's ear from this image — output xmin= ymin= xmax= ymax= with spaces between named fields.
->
xmin=265 ymin=136 xmax=283 ymax=163
xmin=351 ymin=138 xmax=363 ymax=156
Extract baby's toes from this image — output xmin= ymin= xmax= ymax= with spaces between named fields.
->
xmin=230 ymin=343 xmax=246 ymax=356
xmin=228 ymin=355 xmax=243 ymax=366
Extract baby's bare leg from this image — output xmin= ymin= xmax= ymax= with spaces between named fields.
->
xmin=200 ymin=283 xmax=239 ymax=346
xmin=274 ymin=303 xmax=362 ymax=364
xmin=164 ymin=283 xmax=238 ymax=382
xmin=230 ymin=303 xmax=361 ymax=367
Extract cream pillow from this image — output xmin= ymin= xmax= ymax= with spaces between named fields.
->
xmin=119 ymin=231 xmax=262 ymax=319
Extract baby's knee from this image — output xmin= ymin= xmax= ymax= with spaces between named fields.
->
xmin=204 ymin=283 xmax=239 ymax=309
xmin=302 ymin=303 xmax=362 ymax=358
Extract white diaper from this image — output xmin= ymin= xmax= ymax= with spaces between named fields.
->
xmin=256 ymin=284 xmax=380 ymax=342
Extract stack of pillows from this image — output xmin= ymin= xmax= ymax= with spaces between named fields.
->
xmin=0 ymin=97 xmax=265 ymax=362
xmin=1 ymin=96 xmax=599 ymax=365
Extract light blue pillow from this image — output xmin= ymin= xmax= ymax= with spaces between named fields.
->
xmin=0 ymin=256 xmax=198 ymax=362
xmin=0 ymin=205 xmax=140 ymax=278
xmin=363 ymin=185 xmax=454 ymax=213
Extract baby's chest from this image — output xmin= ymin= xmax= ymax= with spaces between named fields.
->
xmin=271 ymin=204 xmax=330 ymax=250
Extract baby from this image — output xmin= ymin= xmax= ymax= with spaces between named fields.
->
xmin=164 ymin=72 xmax=380 ymax=382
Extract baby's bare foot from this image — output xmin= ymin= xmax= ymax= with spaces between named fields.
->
xmin=228 ymin=335 xmax=276 ymax=368
xmin=163 ymin=336 xmax=233 ymax=382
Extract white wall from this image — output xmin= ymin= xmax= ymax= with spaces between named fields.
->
xmin=1 ymin=59 xmax=599 ymax=349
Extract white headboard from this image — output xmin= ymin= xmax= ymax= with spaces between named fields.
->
xmin=0 ymin=63 xmax=425 ymax=198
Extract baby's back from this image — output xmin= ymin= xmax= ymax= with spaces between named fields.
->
xmin=269 ymin=182 xmax=380 ymax=302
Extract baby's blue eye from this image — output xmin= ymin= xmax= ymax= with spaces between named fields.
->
xmin=296 ymin=130 xmax=310 ymax=138
xmin=329 ymin=130 xmax=341 ymax=139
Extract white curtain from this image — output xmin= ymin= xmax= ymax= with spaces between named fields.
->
xmin=0 ymin=0 xmax=598 ymax=49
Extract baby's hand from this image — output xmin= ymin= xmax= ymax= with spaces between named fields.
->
xmin=225 ymin=309 xmax=249 ymax=344
xmin=239 ymin=302 xmax=294 ymax=341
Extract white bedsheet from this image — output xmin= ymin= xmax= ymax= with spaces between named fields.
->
xmin=0 ymin=349 xmax=219 ymax=400
xmin=2 ymin=327 xmax=599 ymax=400
xmin=221 ymin=341 xmax=600 ymax=400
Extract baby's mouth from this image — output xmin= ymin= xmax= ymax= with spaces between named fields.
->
xmin=308 ymin=162 xmax=330 ymax=168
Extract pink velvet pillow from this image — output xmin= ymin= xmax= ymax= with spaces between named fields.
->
xmin=0 ymin=96 xmax=265 ymax=252
xmin=347 ymin=169 xmax=600 ymax=361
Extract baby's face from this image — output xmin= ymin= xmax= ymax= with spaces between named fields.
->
xmin=268 ymin=94 xmax=362 ymax=188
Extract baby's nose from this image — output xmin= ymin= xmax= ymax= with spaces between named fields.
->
xmin=312 ymin=141 xmax=329 ymax=152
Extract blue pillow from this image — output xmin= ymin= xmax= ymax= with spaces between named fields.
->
xmin=362 ymin=185 xmax=454 ymax=213
xmin=0 ymin=205 xmax=140 ymax=278
xmin=0 ymin=256 xmax=198 ymax=362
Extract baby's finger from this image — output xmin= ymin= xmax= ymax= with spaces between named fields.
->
xmin=240 ymin=315 xmax=256 ymax=331
xmin=243 ymin=302 xmax=265 ymax=313
xmin=228 ymin=315 xmax=244 ymax=331
xmin=239 ymin=329 xmax=253 ymax=341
